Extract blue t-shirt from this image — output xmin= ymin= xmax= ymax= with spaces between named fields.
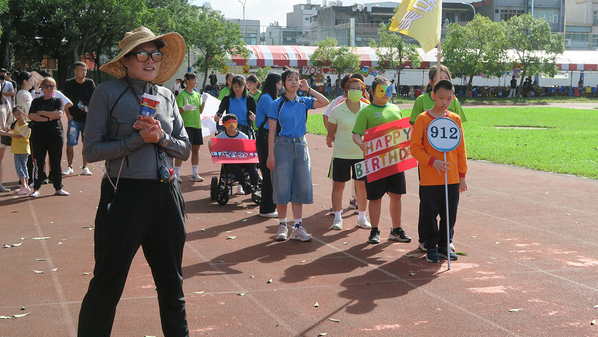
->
xmin=229 ymin=96 xmax=248 ymax=126
xmin=255 ymin=93 xmax=274 ymax=130
xmin=266 ymin=95 xmax=315 ymax=138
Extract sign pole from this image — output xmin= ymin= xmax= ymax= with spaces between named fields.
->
xmin=444 ymin=151 xmax=451 ymax=270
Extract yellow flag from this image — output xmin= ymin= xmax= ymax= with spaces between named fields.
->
xmin=389 ymin=0 xmax=442 ymax=53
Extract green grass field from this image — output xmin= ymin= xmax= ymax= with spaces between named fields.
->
xmin=306 ymin=107 xmax=598 ymax=179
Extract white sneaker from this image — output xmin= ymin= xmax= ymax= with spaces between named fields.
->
xmin=275 ymin=224 xmax=288 ymax=241
xmin=356 ymin=218 xmax=372 ymax=229
xmin=418 ymin=242 xmax=427 ymax=251
xmin=290 ymin=226 xmax=312 ymax=241
xmin=62 ymin=166 xmax=74 ymax=175
xmin=190 ymin=174 xmax=204 ymax=182
xmin=330 ymin=218 xmax=343 ymax=230
xmin=177 ymin=175 xmax=183 ymax=183
xmin=81 ymin=167 xmax=92 ymax=176
xmin=259 ymin=211 xmax=278 ymax=218
xmin=450 ymin=243 xmax=456 ymax=252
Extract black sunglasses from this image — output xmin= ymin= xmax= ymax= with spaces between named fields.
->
xmin=127 ymin=51 xmax=164 ymax=62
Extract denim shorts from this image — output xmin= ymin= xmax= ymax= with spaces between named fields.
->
xmin=271 ymin=135 xmax=313 ymax=204
xmin=66 ymin=119 xmax=85 ymax=146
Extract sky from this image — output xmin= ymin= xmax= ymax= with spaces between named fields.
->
xmin=194 ymin=0 xmax=328 ymax=27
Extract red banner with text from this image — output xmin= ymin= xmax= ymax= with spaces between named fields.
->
xmin=210 ymin=138 xmax=259 ymax=164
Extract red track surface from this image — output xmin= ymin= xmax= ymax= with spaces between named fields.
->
xmin=2 ymin=115 xmax=598 ymax=336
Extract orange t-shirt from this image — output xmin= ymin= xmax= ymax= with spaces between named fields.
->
xmin=411 ymin=110 xmax=467 ymax=186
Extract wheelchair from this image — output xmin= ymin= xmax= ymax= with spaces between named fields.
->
xmin=210 ymin=164 xmax=262 ymax=205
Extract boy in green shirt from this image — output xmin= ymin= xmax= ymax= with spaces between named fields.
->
xmin=352 ymin=77 xmax=412 ymax=244
xmin=175 ymin=73 xmax=204 ymax=182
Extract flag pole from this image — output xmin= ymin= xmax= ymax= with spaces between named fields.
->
xmin=436 ymin=41 xmax=441 ymax=84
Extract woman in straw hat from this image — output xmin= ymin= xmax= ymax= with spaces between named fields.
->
xmin=78 ymin=27 xmax=191 ymax=337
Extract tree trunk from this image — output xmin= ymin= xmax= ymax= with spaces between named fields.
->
xmin=517 ymin=69 xmax=527 ymax=97
xmin=201 ymin=58 xmax=209 ymax=90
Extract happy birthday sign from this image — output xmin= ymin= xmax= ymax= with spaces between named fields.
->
xmin=354 ymin=117 xmax=418 ymax=181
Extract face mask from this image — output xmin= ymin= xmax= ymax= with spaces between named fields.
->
xmin=375 ymin=84 xmax=392 ymax=98
xmin=347 ymin=90 xmax=362 ymax=103
xmin=224 ymin=120 xmax=238 ymax=129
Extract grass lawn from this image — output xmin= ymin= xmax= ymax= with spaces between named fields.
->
xmin=306 ymin=107 xmax=598 ymax=180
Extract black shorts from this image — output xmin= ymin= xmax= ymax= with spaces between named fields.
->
xmin=185 ymin=127 xmax=204 ymax=145
xmin=365 ymin=171 xmax=406 ymax=200
xmin=327 ymin=157 xmax=365 ymax=182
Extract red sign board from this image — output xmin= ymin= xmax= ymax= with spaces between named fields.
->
xmin=210 ymin=138 xmax=259 ymax=164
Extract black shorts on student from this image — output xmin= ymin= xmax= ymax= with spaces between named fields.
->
xmin=365 ymin=171 xmax=406 ymax=200
xmin=185 ymin=126 xmax=204 ymax=145
xmin=327 ymin=157 xmax=365 ymax=182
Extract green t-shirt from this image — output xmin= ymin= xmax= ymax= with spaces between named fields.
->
xmin=250 ymin=90 xmax=262 ymax=102
xmin=176 ymin=89 xmax=202 ymax=129
xmin=218 ymin=86 xmax=230 ymax=100
xmin=352 ymin=103 xmax=403 ymax=136
xmin=328 ymin=101 xmax=367 ymax=159
xmin=410 ymin=92 xmax=466 ymax=125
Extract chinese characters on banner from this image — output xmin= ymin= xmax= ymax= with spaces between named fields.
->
xmin=210 ymin=138 xmax=259 ymax=164
xmin=354 ymin=118 xmax=418 ymax=182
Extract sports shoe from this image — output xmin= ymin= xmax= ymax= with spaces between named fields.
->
xmin=290 ymin=226 xmax=312 ymax=241
xmin=62 ymin=166 xmax=74 ymax=175
xmin=190 ymin=174 xmax=204 ymax=182
xmin=275 ymin=224 xmax=288 ymax=241
xmin=177 ymin=175 xmax=183 ymax=183
xmin=438 ymin=246 xmax=458 ymax=261
xmin=368 ymin=228 xmax=380 ymax=244
xmin=388 ymin=227 xmax=412 ymax=242
xmin=0 ymin=185 xmax=10 ymax=192
xmin=30 ymin=190 xmax=40 ymax=198
xmin=81 ymin=167 xmax=92 ymax=176
xmin=418 ymin=242 xmax=427 ymax=252
xmin=330 ymin=218 xmax=342 ymax=230
xmin=426 ymin=248 xmax=440 ymax=263
xmin=259 ymin=211 xmax=278 ymax=218
xmin=16 ymin=186 xmax=31 ymax=195
xmin=348 ymin=197 xmax=357 ymax=209
xmin=450 ymin=243 xmax=456 ymax=252
xmin=356 ymin=218 xmax=372 ymax=229
xmin=54 ymin=189 xmax=70 ymax=196
xmin=242 ymin=184 xmax=254 ymax=195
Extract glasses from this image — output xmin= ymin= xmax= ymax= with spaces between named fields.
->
xmin=127 ymin=51 xmax=164 ymax=62
xmin=42 ymin=85 xmax=55 ymax=89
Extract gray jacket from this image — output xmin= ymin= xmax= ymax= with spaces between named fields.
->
xmin=84 ymin=77 xmax=190 ymax=180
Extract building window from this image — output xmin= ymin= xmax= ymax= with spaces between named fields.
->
xmin=534 ymin=10 xmax=558 ymax=24
xmin=499 ymin=9 xmax=524 ymax=21
xmin=594 ymin=11 xmax=598 ymax=25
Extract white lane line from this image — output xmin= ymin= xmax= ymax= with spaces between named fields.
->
xmin=28 ymin=201 xmax=77 ymax=337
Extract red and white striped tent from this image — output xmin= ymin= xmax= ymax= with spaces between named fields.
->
xmin=230 ymin=45 xmax=598 ymax=72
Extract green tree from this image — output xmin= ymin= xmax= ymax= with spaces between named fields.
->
xmin=442 ymin=14 xmax=507 ymax=95
xmin=370 ymin=22 xmax=421 ymax=88
xmin=183 ymin=5 xmax=250 ymax=89
xmin=255 ymin=66 xmax=272 ymax=84
xmin=504 ymin=13 xmax=564 ymax=96
xmin=310 ymin=38 xmax=360 ymax=81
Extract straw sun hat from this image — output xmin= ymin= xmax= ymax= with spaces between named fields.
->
xmin=100 ymin=27 xmax=185 ymax=85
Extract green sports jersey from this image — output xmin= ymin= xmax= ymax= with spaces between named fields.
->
xmin=176 ymin=89 xmax=202 ymax=129
xmin=218 ymin=86 xmax=230 ymax=100
xmin=352 ymin=103 xmax=403 ymax=136
xmin=410 ymin=92 xmax=467 ymax=124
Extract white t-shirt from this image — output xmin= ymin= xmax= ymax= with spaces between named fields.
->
xmin=1 ymin=81 xmax=14 ymax=107
xmin=16 ymin=90 xmax=33 ymax=113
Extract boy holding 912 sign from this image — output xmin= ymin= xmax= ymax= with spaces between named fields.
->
xmin=410 ymin=80 xmax=468 ymax=263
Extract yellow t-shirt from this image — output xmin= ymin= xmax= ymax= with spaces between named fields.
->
xmin=11 ymin=122 xmax=31 ymax=155
xmin=328 ymin=100 xmax=367 ymax=159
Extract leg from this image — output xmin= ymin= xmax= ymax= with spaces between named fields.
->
xmin=31 ymin=141 xmax=48 ymax=191
xmin=228 ymin=164 xmax=246 ymax=186
xmin=256 ymin=128 xmax=275 ymax=214
xmin=141 ymin=183 xmax=188 ymax=337
xmin=0 ymin=147 xmax=5 ymax=187
xmin=388 ymin=192 xmax=403 ymax=229
xmin=276 ymin=203 xmax=288 ymax=220
xmin=331 ymin=181 xmax=345 ymax=212
xmin=241 ymin=163 xmax=260 ymax=186
xmin=291 ymin=202 xmax=302 ymax=221
xmin=191 ymin=145 xmax=200 ymax=166
xmin=438 ymin=184 xmax=460 ymax=248
xmin=66 ymin=146 xmax=74 ymax=167
xmin=368 ymin=198 xmax=382 ymax=228
xmin=355 ymin=179 xmax=367 ymax=212
xmin=418 ymin=185 xmax=442 ymax=249
xmin=47 ymin=143 xmax=64 ymax=192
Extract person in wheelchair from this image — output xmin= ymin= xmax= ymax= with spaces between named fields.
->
xmin=209 ymin=113 xmax=260 ymax=195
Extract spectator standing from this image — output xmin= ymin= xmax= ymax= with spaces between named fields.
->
xmin=175 ymin=72 xmax=204 ymax=183
xmin=0 ymin=74 xmax=15 ymax=108
xmin=28 ymin=77 xmax=69 ymax=197
xmin=508 ymin=76 xmax=517 ymax=98
xmin=0 ymin=106 xmax=31 ymax=194
xmin=217 ymin=73 xmax=234 ymax=100
xmin=78 ymin=27 xmax=190 ymax=336
xmin=209 ymin=71 xmax=218 ymax=90
xmin=255 ymin=72 xmax=282 ymax=218
xmin=16 ymin=71 xmax=34 ymax=113
xmin=0 ymin=94 xmax=12 ymax=192
xmin=62 ymin=61 xmax=96 ymax=176
xmin=266 ymin=68 xmax=329 ymax=242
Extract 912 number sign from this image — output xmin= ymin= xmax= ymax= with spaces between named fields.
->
xmin=427 ymin=117 xmax=461 ymax=152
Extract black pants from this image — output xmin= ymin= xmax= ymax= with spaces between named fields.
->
xmin=31 ymin=141 xmax=63 ymax=191
xmin=229 ymin=163 xmax=260 ymax=187
xmin=418 ymin=184 xmax=460 ymax=249
xmin=256 ymin=127 xmax=276 ymax=214
xmin=78 ymin=178 xmax=189 ymax=337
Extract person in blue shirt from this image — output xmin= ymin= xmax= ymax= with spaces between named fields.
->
xmin=255 ymin=72 xmax=282 ymax=218
xmin=214 ymin=75 xmax=256 ymax=136
xmin=266 ymin=68 xmax=329 ymax=242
